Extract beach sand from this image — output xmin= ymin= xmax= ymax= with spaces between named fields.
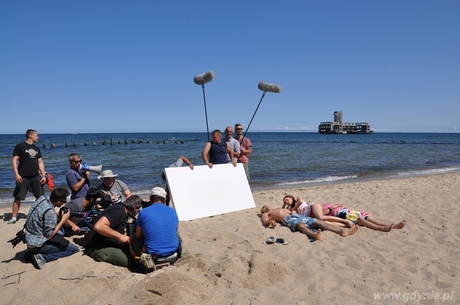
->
xmin=1 ymin=173 xmax=459 ymax=305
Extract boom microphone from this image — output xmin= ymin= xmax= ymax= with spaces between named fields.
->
xmin=240 ymin=80 xmax=282 ymax=145
xmin=194 ymin=70 xmax=215 ymax=141
xmin=194 ymin=71 xmax=215 ymax=85
xmin=258 ymin=81 xmax=282 ymax=93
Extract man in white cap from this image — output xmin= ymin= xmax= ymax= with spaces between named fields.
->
xmin=129 ymin=187 xmax=180 ymax=265
xmin=96 ymin=169 xmax=132 ymax=204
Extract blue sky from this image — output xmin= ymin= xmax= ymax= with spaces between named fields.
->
xmin=1 ymin=1 xmax=459 ymax=134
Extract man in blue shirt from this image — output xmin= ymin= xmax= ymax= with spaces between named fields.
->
xmin=130 ymin=187 xmax=179 ymax=261
xmin=66 ymin=153 xmax=90 ymax=200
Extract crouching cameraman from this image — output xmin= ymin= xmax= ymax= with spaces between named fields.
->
xmin=25 ymin=187 xmax=80 ymax=269
xmin=84 ymin=195 xmax=143 ymax=268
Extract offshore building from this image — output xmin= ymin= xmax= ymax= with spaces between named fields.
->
xmin=318 ymin=111 xmax=372 ymax=134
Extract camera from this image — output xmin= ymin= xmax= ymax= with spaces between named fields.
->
xmin=59 ymin=206 xmax=70 ymax=217
xmin=8 ymin=230 xmax=26 ymax=248
xmin=126 ymin=220 xmax=137 ymax=236
xmin=96 ymin=194 xmax=114 ymax=209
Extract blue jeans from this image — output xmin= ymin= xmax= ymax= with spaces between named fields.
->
xmin=39 ymin=243 xmax=80 ymax=262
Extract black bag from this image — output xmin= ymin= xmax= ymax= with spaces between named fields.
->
xmin=47 ymin=234 xmax=69 ymax=250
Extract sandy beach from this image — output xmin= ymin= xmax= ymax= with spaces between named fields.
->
xmin=1 ymin=173 xmax=459 ymax=305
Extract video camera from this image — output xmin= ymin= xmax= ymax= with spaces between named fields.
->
xmin=58 ymin=206 xmax=86 ymax=218
xmin=57 ymin=193 xmax=113 ymax=230
xmin=95 ymin=193 xmax=113 ymax=209
xmin=7 ymin=230 xmax=26 ymax=248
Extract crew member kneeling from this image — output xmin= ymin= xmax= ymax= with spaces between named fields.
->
xmin=25 ymin=187 xmax=80 ymax=269
xmin=85 ymin=195 xmax=143 ymax=267
xmin=130 ymin=187 xmax=180 ymax=266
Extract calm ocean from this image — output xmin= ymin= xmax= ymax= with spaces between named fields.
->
xmin=1 ymin=132 xmax=459 ymax=207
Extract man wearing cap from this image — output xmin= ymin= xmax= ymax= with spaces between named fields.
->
xmin=85 ymin=195 xmax=143 ymax=268
xmin=96 ymin=169 xmax=132 ymax=204
xmin=130 ymin=187 xmax=180 ymax=263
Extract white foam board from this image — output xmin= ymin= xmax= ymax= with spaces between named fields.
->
xmin=165 ymin=163 xmax=255 ymax=221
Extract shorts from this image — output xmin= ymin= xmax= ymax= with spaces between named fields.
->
xmin=283 ymin=214 xmax=317 ymax=232
xmin=335 ymin=209 xmax=370 ymax=223
xmin=13 ymin=175 xmax=43 ymax=200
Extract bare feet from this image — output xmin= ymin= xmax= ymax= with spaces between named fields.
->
xmin=346 ymin=220 xmax=355 ymax=228
xmin=314 ymin=229 xmax=323 ymax=241
xmin=340 ymin=225 xmax=358 ymax=237
xmin=394 ymin=220 xmax=406 ymax=229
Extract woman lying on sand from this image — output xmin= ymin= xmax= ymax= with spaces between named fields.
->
xmin=282 ymin=195 xmax=406 ymax=232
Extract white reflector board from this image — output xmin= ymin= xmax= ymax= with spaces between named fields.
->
xmin=165 ymin=163 xmax=255 ymax=221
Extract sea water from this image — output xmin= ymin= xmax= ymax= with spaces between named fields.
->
xmin=1 ymin=132 xmax=459 ymax=207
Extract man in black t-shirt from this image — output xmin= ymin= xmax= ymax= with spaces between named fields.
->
xmin=85 ymin=195 xmax=143 ymax=267
xmin=9 ymin=129 xmax=47 ymax=224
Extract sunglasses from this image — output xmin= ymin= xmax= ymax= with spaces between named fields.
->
xmin=73 ymin=160 xmax=82 ymax=163
xmin=236 ymin=128 xmax=243 ymax=130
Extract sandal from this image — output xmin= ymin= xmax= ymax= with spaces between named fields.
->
xmin=266 ymin=236 xmax=276 ymax=244
xmin=276 ymin=238 xmax=288 ymax=245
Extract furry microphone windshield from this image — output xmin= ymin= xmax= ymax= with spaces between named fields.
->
xmin=258 ymin=81 xmax=282 ymax=93
xmin=194 ymin=71 xmax=215 ymax=85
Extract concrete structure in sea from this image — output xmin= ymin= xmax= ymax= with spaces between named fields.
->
xmin=318 ymin=111 xmax=372 ymax=134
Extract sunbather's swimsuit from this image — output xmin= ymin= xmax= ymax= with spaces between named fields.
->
xmin=296 ymin=201 xmax=314 ymax=217
xmin=298 ymin=202 xmax=336 ymax=218
xmin=283 ymin=214 xmax=318 ymax=232
xmin=321 ymin=204 xmax=335 ymax=215
xmin=333 ymin=208 xmax=370 ymax=223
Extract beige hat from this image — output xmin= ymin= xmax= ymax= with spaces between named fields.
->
xmin=151 ymin=187 xmax=167 ymax=198
xmin=98 ymin=170 xmax=118 ymax=179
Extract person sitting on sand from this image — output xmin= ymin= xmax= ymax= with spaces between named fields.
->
xmin=96 ymin=169 xmax=132 ymax=204
xmin=282 ymin=195 xmax=406 ymax=232
xmin=129 ymin=187 xmax=180 ymax=267
xmin=24 ymin=187 xmax=80 ymax=269
xmin=260 ymin=205 xmax=358 ymax=241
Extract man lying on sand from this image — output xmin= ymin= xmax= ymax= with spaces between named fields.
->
xmin=260 ymin=205 xmax=358 ymax=241
xmin=282 ymin=195 xmax=406 ymax=232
